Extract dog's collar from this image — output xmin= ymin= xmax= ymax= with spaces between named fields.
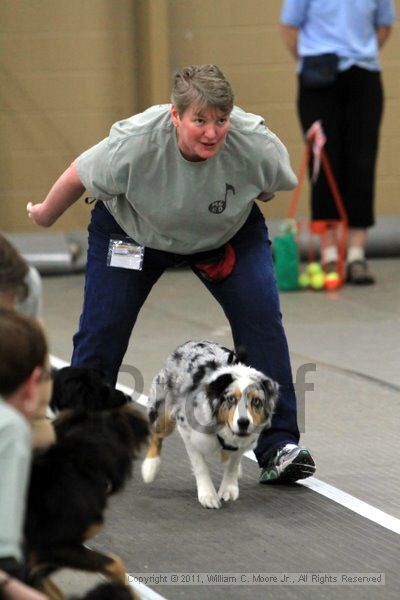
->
xmin=217 ymin=434 xmax=238 ymax=452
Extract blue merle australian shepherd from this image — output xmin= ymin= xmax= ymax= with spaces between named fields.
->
xmin=141 ymin=341 xmax=278 ymax=509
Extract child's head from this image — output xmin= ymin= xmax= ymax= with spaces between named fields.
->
xmin=0 ymin=307 xmax=49 ymax=421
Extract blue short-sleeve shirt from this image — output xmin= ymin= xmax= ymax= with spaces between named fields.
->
xmin=280 ymin=0 xmax=396 ymax=71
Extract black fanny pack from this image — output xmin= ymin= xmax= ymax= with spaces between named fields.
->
xmin=300 ymin=53 xmax=339 ymax=89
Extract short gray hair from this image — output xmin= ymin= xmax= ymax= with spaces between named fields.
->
xmin=171 ymin=65 xmax=234 ymax=116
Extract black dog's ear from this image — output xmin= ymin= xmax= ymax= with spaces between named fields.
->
xmin=50 ymin=366 xmax=127 ymax=413
xmin=206 ymin=373 xmax=234 ymax=399
xmin=206 ymin=373 xmax=234 ymax=415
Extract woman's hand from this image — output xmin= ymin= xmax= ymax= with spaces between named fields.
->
xmin=27 ymin=202 xmax=57 ymax=227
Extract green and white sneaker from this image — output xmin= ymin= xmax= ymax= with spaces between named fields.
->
xmin=259 ymin=444 xmax=315 ymax=484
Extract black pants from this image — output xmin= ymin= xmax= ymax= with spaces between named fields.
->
xmin=297 ymin=66 xmax=383 ymax=228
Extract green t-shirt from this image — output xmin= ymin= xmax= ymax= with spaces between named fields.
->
xmin=77 ymin=104 xmax=297 ymax=254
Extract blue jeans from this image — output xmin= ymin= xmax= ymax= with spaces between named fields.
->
xmin=72 ymin=201 xmax=300 ymax=464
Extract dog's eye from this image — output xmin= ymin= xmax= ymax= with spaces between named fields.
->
xmin=252 ymin=397 xmax=264 ymax=409
xmin=224 ymin=395 xmax=237 ymax=407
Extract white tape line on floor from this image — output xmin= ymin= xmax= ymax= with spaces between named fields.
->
xmin=243 ymin=449 xmax=400 ymax=535
xmin=130 ymin=579 xmax=168 ymax=600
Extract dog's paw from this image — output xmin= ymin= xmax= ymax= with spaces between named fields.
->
xmin=141 ymin=457 xmax=161 ymax=483
xmin=218 ymin=482 xmax=239 ymax=502
xmin=198 ymin=489 xmax=221 ymax=509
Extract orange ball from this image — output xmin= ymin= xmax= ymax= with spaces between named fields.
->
xmin=325 ymin=272 xmax=341 ymax=290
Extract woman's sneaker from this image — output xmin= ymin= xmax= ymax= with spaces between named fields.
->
xmin=259 ymin=444 xmax=316 ymax=484
xmin=346 ymin=260 xmax=375 ymax=285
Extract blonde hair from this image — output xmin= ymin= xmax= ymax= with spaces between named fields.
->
xmin=171 ymin=64 xmax=234 ymax=116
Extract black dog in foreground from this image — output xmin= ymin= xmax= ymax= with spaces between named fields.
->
xmin=25 ymin=367 xmax=149 ymax=600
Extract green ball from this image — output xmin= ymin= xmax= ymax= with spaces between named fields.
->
xmin=307 ymin=262 xmax=322 ymax=276
xmin=298 ymin=273 xmax=310 ymax=288
xmin=310 ymin=273 xmax=325 ymax=290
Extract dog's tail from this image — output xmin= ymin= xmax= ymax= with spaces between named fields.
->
xmin=141 ymin=376 xmax=176 ymax=483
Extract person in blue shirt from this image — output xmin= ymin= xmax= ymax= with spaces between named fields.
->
xmin=280 ymin=0 xmax=396 ymax=284
xmin=0 ymin=307 xmax=50 ymax=599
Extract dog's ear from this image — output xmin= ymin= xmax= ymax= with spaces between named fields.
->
xmin=206 ymin=372 xmax=234 ymax=413
xmin=207 ymin=373 xmax=234 ymax=398
xmin=50 ymin=366 xmax=90 ymax=412
xmin=261 ymin=377 xmax=279 ymax=413
xmin=50 ymin=366 xmax=128 ymax=412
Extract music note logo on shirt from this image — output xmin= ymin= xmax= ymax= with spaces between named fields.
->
xmin=208 ymin=183 xmax=235 ymax=214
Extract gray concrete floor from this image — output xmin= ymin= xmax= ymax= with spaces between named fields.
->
xmin=42 ymin=257 xmax=400 ymax=599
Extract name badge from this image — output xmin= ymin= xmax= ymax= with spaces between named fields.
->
xmin=107 ymin=236 xmax=144 ymax=270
